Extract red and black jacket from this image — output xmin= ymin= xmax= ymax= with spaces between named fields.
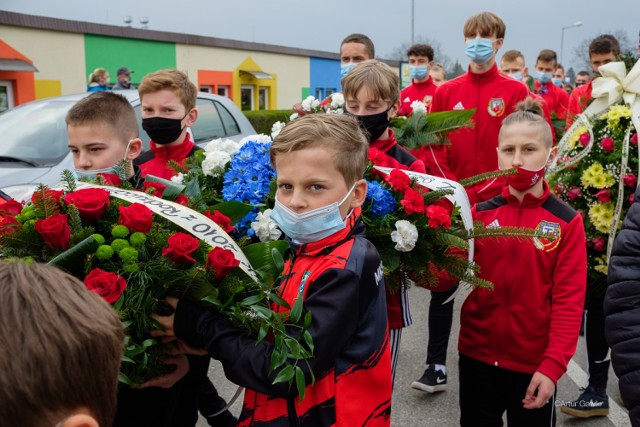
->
xmin=174 ymin=208 xmax=392 ymax=426
xmin=139 ymin=132 xmax=197 ymax=180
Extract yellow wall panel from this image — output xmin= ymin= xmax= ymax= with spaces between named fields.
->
xmin=34 ymin=80 xmax=62 ymax=99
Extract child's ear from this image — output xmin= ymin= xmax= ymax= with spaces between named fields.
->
xmin=126 ymin=138 xmax=143 ymax=161
xmin=184 ymin=108 xmax=198 ymax=127
xmin=547 ymin=146 xmax=558 ymax=167
xmin=349 ymin=179 xmax=368 ymax=209
xmin=60 ymin=413 xmax=99 ymax=427
xmin=389 ymin=100 xmax=400 ymax=119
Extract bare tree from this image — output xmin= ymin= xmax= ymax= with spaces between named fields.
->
xmin=385 ymin=36 xmax=454 ymax=73
xmin=571 ymin=30 xmax=635 ymax=71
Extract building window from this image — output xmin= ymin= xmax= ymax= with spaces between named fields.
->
xmin=258 ymin=87 xmax=269 ymax=110
xmin=199 ymin=85 xmax=212 ymax=93
xmin=241 ymin=85 xmax=254 ymax=111
xmin=315 ymin=88 xmax=324 ymax=99
xmin=326 ymin=88 xmax=336 ymax=97
xmin=217 ymin=85 xmax=229 ymax=98
xmin=0 ymin=81 xmax=15 ymax=113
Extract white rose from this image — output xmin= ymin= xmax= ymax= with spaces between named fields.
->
xmin=251 ymin=209 xmax=283 ymax=242
xmin=170 ymin=172 xmax=185 ymax=184
xmin=411 ymin=100 xmax=427 ymax=115
xmin=330 ymin=93 xmax=345 ymax=109
xmin=326 ymin=108 xmax=343 ymax=115
xmin=301 ymin=96 xmax=317 ymax=112
xmin=289 ymin=112 xmax=300 ymax=121
xmin=201 ymin=150 xmax=231 ymax=177
xmin=271 ymin=121 xmax=286 ymax=139
xmin=390 ymin=220 xmax=419 ymax=252
xmin=239 ymin=134 xmax=272 ymax=146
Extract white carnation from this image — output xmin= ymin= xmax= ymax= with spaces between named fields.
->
xmin=271 ymin=121 xmax=286 ymax=139
xmin=301 ymin=96 xmax=320 ymax=112
xmin=411 ymin=100 xmax=427 ymax=115
xmin=330 ymin=92 xmax=345 ymax=109
xmin=201 ymin=150 xmax=231 ymax=177
xmin=326 ymin=108 xmax=343 ymax=115
xmin=239 ymin=133 xmax=272 ymax=146
xmin=289 ymin=112 xmax=300 ymax=121
xmin=390 ymin=220 xmax=419 ymax=252
xmin=204 ymin=138 xmax=240 ymax=156
xmin=251 ymin=209 xmax=282 ymax=242
xmin=170 ymin=172 xmax=185 ymax=184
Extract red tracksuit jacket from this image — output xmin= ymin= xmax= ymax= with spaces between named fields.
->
xmin=139 ymin=133 xmax=196 ymax=179
xmin=459 ymin=182 xmax=586 ymax=383
xmin=175 ymin=208 xmax=392 ymax=426
xmin=398 ymin=76 xmax=437 ymax=116
xmin=535 ymin=81 xmax=570 ymax=120
xmin=566 ymin=81 xmax=593 ymax=129
xmin=422 ymin=64 xmax=530 ymax=204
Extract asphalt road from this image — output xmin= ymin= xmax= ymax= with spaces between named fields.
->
xmin=197 ymin=286 xmax=629 ymax=426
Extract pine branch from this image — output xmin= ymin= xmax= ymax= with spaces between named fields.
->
xmin=32 ymin=184 xmax=60 ymax=218
xmin=66 ymin=204 xmax=83 ymax=233
xmin=465 ymin=225 xmax=555 ymax=242
xmin=113 ymin=160 xmax=131 ymax=181
xmin=167 ymin=159 xmax=188 ymax=174
xmin=458 ymin=169 xmax=516 ymax=188
xmin=61 ymin=170 xmax=77 ymax=192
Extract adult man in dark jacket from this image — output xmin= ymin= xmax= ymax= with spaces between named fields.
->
xmin=604 ymin=185 xmax=640 ymax=427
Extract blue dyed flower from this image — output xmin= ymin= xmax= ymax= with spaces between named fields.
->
xmin=365 ymin=181 xmax=396 ymax=218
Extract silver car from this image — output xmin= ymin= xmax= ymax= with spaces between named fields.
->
xmin=0 ymin=90 xmax=256 ymax=199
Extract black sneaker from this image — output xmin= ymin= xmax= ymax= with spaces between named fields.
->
xmin=411 ymin=366 xmax=447 ymax=393
xmin=560 ymin=385 xmax=609 ymax=418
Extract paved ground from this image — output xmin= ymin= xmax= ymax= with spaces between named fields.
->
xmin=197 ymin=286 xmax=629 ymax=426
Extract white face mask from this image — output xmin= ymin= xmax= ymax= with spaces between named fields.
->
xmin=74 ymin=140 xmax=133 ymax=180
xmin=270 ymin=183 xmax=356 ymax=244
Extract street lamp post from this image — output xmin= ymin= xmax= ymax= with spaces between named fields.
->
xmin=560 ymin=21 xmax=583 ymax=65
xmin=411 ymin=0 xmax=415 ymax=44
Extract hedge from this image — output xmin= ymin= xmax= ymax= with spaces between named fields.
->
xmin=243 ymin=110 xmax=292 ymax=135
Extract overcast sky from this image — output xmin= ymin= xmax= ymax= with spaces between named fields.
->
xmin=3 ymin=0 xmax=638 ymax=73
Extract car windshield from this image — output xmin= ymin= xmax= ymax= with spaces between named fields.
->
xmin=0 ymin=98 xmax=75 ymax=166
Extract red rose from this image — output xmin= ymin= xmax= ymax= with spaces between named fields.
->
xmin=384 ymin=169 xmax=411 ymax=191
xmin=97 ymin=173 xmax=123 ymax=186
xmin=623 ymin=173 xmax=637 ymax=188
xmin=0 ymin=216 xmax=21 ymax=235
xmin=579 ymin=133 xmax=590 ymax=147
xmin=162 ymin=232 xmax=200 ymax=266
xmin=592 ymin=237 xmax=605 ymax=252
xmin=426 ymin=205 xmax=451 ymax=230
xmin=629 ymin=193 xmax=636 ymax=204
xmin=118 ymin=203 xmax=153 ymax=233
xmin=206 ymin=247 xmax=240 ymax=279
xmin=84 ymin=268 xmax=127 ymax=303
xmin=204 ymin=210 xmax=235 ymax=233
xmin=595 ymin=189 xmax=612 ymax=203
xmin=64 ymin=188 xmax=111 ymax=223
xmin=567 ymin=187 xmax=582 ymax=201
xmin=176 ymin=194 xmax=190 ymax=206
xmin=400 ymin=188 xmax=425 ymax=215
xmin=0 ymin=199 xmax=24 ymax=216
xmin=143 ymin=181 xmax=167 ymax=197
xmin=631 ymin=133 xmax=638 ymax=147
xmin=34 ymin=213 xmax=71 ymax=250
xmin=31 ymin=189 xmax=64 ymax=204
xmin=600 ymin=137 xmax=615 ymax=153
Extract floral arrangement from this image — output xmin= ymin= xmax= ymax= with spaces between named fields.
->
xmin=0 ymin=175 xmax=313 ymax=394
xmin=548 ymin=103 xmax=639 ymax=281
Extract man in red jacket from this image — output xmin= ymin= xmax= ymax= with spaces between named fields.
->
xmin=566 ymin=35 xmax=620 ymax=129
xmin=532 ymin=50 xmax=570 ymax=129
xmin=398 ymin=43 xmax=438 ymax=116
xmin=410 ymin=11 xmax=529 ymax=397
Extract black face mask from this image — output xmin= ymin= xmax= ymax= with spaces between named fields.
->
xmin=346 ymin=108 xmax=391 ymax=142
xmin=142 ymin=115 xmax=187 ymax=145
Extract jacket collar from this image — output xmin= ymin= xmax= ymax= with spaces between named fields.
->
xmin=289 ymin=207 xmax=363 ymax=257
xmin=467 ymin=63 xmax=499 ymax=84
xmin=501 ymin=181 xmax=551 ymax=208
xmin=370 ymin=129 xmax=396 ymax=153
xmin=411 ymin=76 xmax=435 ymax=88
xmin=150 ymin=132 xmax=195 ymax=161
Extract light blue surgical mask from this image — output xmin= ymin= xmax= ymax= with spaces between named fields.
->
xmin=535 ymin=70 xmax=553 ymax=84
xmin=552 ymin=77 xmax=563 ymax=87
xmin=341 ymin=62 xmax=357 ymax=78
xmin=73 ymin=140 xmax=133 ymax=180
xmin=410 ymin=65 xmax=429 ymax=79
xmin=270 ymin=184 xmax=356 ymax=244
xmin=507 ymin=72 xmax=523 ymax=81
xmin=464 ymin=37 xmax=495 ymax=64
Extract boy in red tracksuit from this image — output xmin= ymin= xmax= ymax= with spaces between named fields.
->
xmin=342 ymin=59 xmax=426 ymax=381
xmin=152 ymin=114 xmax=392 ymax=426
xmin=411 ymin=11 xmax=530 ymax=396
xmin=398 ymin=43 xmax=438 ymax=116
xmin=137 ymin=69 xmax=199 ymax=179
xmin=532 ymin=50 xmax=569 ymax=124
xmin=566 ymin=34 xmax=620 ymax=129
xmin=458 ymin=98 xmax=586 ymax=426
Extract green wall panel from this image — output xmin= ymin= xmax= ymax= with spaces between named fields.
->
xmin=84 ymin=34 xmax=176 ymax=85
xmin=301 ymin=87 xmax=310 ymax=100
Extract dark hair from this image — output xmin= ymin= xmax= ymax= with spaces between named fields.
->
xmin=340 ymin=33 xmax=375 ymax=59
xmin=589 ymin=34 xmax=621 ymax=56
xmin=407 ymin=43 xmax=434 ymax=61
xmin=0 ymin=261 xmax=124 ymax=427
xmin=577 ymin=70 xmax=591 ymax=78
xmin=556 ymin=64 xmax=565 ymax=72
xmin=536 ymin=49 xmax=558 ymax=65
xmin=499 ymin=97 xmax=553 ymax=148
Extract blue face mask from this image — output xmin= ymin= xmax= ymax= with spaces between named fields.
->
xmin=464 ymin=37 xmax=495 ymax=64
xmin=341 ymin=62 xmax=357 ymax=78
xmin=410 ymin=65 xmax=429 ymax=79
xmin=73 ymin=140 xmax=132 ymax=180
xmin=535 ymin=70 xmax=553 ymax=84
xmin=270 ymin=184 xmax=356 ymax=244
xmin=507 ymin=72 xmax=523 ymax=81
xmin=551 ymin=77 xmax=563 ymax=87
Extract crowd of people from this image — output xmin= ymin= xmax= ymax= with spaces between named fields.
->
xmin=1 ymin=9 xmax=640 ymax=427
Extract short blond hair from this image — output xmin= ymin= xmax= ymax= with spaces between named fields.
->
xmin=138 ymin=69 xmax=197 ymax=111
xmin=0 ymin=261 xmax=124 ymax=427
xmin=463 ymin=11 xmax=506 ymax=39
xmin=341 ymin=59 xmax=400 ymax=108
xmin=271 ymin=114 xmax=368 ymax=187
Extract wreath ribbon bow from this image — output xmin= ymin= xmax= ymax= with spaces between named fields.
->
xmin=587 ymin=60 xmax=640 ymax=131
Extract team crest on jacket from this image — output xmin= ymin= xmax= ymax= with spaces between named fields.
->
xmin=488 ymin=98 xmax=505 ymax=117
xmin=423 ymin=95 xmax=433 ymax=109
xmin=534 ymin=221 xmax=561 ymax=252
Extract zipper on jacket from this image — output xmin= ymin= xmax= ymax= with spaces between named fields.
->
xmin=287 ymin=396 xmax=300 ymax=427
